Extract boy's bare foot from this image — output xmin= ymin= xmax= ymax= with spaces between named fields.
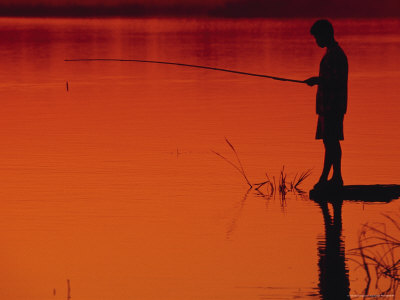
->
xmin=313 ymin=179 xmax=328 ymax=190
xmin=328 ymin=177 xmax=344 ymax=188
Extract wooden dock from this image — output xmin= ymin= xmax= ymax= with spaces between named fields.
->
xmin=309 ymin=184 xmax=400 ymax=203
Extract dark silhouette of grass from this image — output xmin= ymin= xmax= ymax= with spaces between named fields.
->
xmin=279 ymin=166 xmax=287 ymax=197
xmin=67 ymin=279 xmax=71 ymax=300
xmin=255 ymin=168 xmax=311 ymax=200
xmin=348 ymin=214 xmax=400 ymax=296
xmin=211 ymin=138 xmax=252 ymax=188
xmin=291 ymin=169 xmax=312 ymax=190
xmin=212 ymin=139 xmax=311 ymax=197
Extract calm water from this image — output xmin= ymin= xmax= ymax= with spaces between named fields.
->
xmin=0 ymin=17 xmax=400 ymax=300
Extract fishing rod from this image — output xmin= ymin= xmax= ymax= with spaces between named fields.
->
xmin=64 ymin=58 xmax=306 ymax=84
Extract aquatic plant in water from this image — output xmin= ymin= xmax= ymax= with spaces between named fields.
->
xmin=212 ymin=138 xmax=312 ymax=198
xmin=348 ymin=214 xmax=400 ymax=296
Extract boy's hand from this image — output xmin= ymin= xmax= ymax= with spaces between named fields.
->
xmin=304 ymin=76 xmax=320 ymax=86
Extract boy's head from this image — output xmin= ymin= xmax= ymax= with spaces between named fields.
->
xmin=310 ymin=19 xmax=335 ymax=48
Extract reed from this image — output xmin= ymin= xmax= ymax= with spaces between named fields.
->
xmin=211 ymin=138 xmax=252 ymax=188
xmin=267 ymin=173 xmax=275 ymax=195
xmin=212 ymin=140 xmax=311 ymax=196
xmin=254 ymin=173 xmax=276 ymax=198
xmin=257 ymin=167 xmax=310 ymax=198
xmin=290 ymin=169 xmax=312 ymax=190
xmin=67 ymin=279 xmax=71 ymax=300
xmin=348 ymin=215 xmax=400 ymax=296
xmin=279 ymin=166 xmax=287 ymax=195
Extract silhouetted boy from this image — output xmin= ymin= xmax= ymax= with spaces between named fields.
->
xmin=305 ymin=20 xmax=348 ymax=189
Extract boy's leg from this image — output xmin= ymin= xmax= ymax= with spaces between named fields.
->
xmin=319 ymin=139 xmax=333 ymax=182
xmin=330 ymin=140 xmax=343 ymax=184
xmin=317 ymin=139 xmax=343 ymax=184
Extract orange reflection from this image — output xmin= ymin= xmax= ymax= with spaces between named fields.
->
xmin=0 ymin=17 xmax=399 ymax=300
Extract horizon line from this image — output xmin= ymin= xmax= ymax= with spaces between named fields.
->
xmin=0 ymin=3 xmax=399 ymax=18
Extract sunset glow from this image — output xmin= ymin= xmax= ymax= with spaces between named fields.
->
xmin=0 ymin=7 xmax=399 ymax=300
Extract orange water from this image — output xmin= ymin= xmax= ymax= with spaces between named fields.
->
xmin=0 ymin=17 xmax=399 ymax=299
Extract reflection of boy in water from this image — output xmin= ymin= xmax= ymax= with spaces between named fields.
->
xmin=316 ymin=198 xmax=350 ymax=300
xmin=305 ymin=20 xmax=348 ymax=189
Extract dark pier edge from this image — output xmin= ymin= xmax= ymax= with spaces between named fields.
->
xmin=310 ymin=184 xmax=400 ymax=203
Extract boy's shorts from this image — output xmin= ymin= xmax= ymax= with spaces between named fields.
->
xmin=316 ymin=113 xmax=344 ymax=141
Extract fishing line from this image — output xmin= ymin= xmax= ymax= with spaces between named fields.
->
xmin=64 ymin=58 xmax=305 ymax=84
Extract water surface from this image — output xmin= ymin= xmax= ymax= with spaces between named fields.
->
xmin=0 ymin=17 xmax=400 ymax=299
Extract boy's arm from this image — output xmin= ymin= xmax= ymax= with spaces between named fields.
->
xmin=304 ymin=76 xmax=320 ymax=86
